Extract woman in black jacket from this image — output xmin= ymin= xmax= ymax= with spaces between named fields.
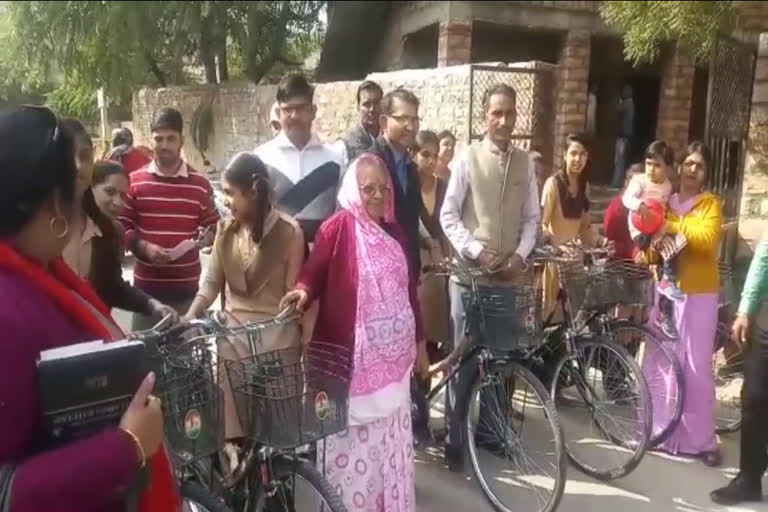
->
xmin=59 ymin=119 xmax=175 ymax=320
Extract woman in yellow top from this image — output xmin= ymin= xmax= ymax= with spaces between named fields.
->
xmin=644 ymin=141 xmax=723 ymax=467
xmin=183 ymin=152 xmax=305 ymax=471
xmin=541 ymin=133 xmax=608 ymax=320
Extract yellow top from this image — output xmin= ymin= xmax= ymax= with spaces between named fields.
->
xmin=665 ymin=192 xmax=722 ymax=295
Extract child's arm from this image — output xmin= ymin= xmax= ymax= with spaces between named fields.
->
xmin=622 ymin=175 xmax=644 ymax=211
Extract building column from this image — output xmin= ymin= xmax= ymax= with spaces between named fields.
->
xmin=437 ymin=21 xmax=472 ymax=67
xmin=553 ymin=30 xmax=591 ymax=172
xmin=739 ymin=32 xmax=768 ymax=247
xmin=655 ymin=43 xmax=695 ymax=161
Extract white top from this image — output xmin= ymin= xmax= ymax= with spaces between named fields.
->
xmin=254 ymin=131 xmax=343 ymax=184
xmin=440 ymin=143 xmax=540 ymax=260
xmin=622 ymin=174 xmax=673 ymax=212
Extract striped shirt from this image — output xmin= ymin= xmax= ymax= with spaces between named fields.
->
xmin=120 ymin=161 xmax=219 ymax=299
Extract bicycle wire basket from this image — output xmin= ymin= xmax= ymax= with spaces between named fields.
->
xmin=461 ymin=268 xmax=542 ymax=349
xmin=606 ymin=260 xmax=655 ymax=307
xmin=149 ymin=334 xmax=224 ymax=465
xmin=225 ymin=342 xmax=352 ymax=449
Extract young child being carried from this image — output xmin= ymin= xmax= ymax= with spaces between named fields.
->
xmin=622 ymin=140 xmax=686 ymax=338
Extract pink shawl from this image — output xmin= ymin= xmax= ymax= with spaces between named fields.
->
xmin=337 ymin=154 xmax=416 ymax=418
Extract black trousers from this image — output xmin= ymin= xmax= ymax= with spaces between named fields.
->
xmin=740 ymin=326 xmax=768 ymax=483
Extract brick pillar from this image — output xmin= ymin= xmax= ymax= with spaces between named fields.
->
xmin=739 ymin=32 xmax=768 ymax=247
xmin=437 ymin=21 xmax=472 ymax=67
xmin=553 ymin=31 xmax=591 ymax=172
xmin=655 ymin=43 xmax=695 ymax=161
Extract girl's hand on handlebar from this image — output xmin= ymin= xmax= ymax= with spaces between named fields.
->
xmin=280 ymin=289 xmax=309 ymax=312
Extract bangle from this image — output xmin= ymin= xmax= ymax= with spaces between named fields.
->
xmin=119 ymin=427 xmax=146 ymax=468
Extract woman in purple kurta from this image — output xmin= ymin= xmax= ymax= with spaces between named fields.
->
xmin=282 ymin=153 xmax=428 ymax=512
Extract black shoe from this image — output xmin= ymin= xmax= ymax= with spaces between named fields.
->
xmin=445 ymin=445 xmax=464 ymax=473
xmin=710 ymin=473 xmax=762 ymax=505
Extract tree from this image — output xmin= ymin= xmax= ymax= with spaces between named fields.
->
xmin=600 ymin=1 xmax=737 ymax=64
xmin=0 ymin=1 xmax=325 ymax=120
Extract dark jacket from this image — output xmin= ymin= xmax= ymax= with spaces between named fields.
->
xmin=369 ymin=137 xmax=423 ymax=273
xmin=419 ymin=177 xmax=451 ymax=256
xmin=342 ymin=123 xmax=377 ymax=165
xmin=84 ymin=190 xmax=154 ymax=315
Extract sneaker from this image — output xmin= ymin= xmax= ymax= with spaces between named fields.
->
xmin=656 ymin=313 xmax=678 ymax=339
xmin=711 ymin=473 xmax=762 ymax=505
xmin=657 ymin=280 xmax=685 ymax=302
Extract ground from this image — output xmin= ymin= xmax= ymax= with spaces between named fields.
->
xmin=114 ymin=256 xmax=767 ymax=512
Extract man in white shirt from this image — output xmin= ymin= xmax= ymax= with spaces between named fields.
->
xmin=439 ymin=83 xmax=540 ymax=470
xmin=254 ymin=74 xmax=343 ymax=242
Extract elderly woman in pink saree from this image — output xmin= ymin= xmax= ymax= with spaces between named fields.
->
xmin=281 ymin=153 xmax=428 ymax=512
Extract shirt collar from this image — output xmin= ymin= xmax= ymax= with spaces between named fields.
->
xmin=147 ymin=159 xmax=189 ymax=178
xmin=275 ymin=131 xmax=323 ymax=151
xmin=481 ymin=136 xmax=511 ymax=157
xmin=359 ymin=121 xmax=376 ymax=143
xmin=82 ymin=216 xmax=103 ymax=243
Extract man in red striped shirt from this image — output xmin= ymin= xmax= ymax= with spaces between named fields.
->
xmin=120 ymin=108 xmax=219 ymax=330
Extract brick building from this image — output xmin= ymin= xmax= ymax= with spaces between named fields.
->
xmin=317 ymin=0 xmax=768 ymax=244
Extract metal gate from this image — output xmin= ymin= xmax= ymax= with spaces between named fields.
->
xmin=705 ymin=36 xmax=756 ymax=220
xmin=468 ymin=64 xmax=557 ymax=168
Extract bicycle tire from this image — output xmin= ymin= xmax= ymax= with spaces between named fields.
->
xmin=180 ymin=480 xmax=232 ymax=512
xmin=551 ymin=336 xmax=652 ymax=481
xmin=609 ymin=321 xmax=685 ymax=447
xmin=251 ymin=456 xmax=347 ymax=512
xmin=462 ymin=360 xmax=566 ymax=512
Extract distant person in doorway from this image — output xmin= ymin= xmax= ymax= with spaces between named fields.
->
xmin=120 ymin=107 xmax=219 ymax=331
xmin=341 ymin=80 xmax=383 ymax=166
xmin=106 ymin=127 xmax=152 ymax=174
xmin=612 ymin=85 xmax=635 ymax=188
xmin=254 ymin=74 xmax=343 ymax=243
xmin=435 ymin=130 xmax=456 ymax=181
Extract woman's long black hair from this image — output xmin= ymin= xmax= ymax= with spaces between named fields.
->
xmin=223 ymin=152 xmax=272 ymax=243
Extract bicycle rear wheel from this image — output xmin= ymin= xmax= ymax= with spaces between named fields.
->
xmin=463 ymin=360 xmax=566 ymax=512
xmin=609 ymin=321 xmax=684 ymax=447
xmin=714 ymin=322 xmax=743 ymax=434
xmin=552 ymin=337 xmax=652 ymax=480
xmin=250 ymin=456 xmax=347 ymax=512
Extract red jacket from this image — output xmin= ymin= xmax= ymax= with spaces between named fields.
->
xmin=297 ymin=210 xmax=423 ymax=353
xmin=604 ymin=193 xmax=637 ymax=261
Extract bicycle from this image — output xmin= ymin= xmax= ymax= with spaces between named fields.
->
xmin=422 ymin=259 xmax=566 ymax=512
xmin=130 ymin=309 xmax=350 ymax=512
xmin=534 ymin=243 xmax=652 ymax=481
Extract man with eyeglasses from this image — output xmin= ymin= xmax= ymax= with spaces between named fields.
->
xmin=439 ymin=83 xmax=540 ymax=471
xmin=254 ymin=74 xmax=343 ymax=243
xmin=369 ymin=88 xmax=424 ymax=273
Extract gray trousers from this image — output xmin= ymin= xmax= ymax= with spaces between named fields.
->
xmin=445 ymin=280 xmax=510 ymax=454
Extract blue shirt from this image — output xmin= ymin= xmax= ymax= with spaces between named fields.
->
xmin=391 ymin=148 xmax=409 ymax=195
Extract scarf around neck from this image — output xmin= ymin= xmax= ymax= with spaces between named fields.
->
xmin=555 ymin=171 xmax=590 ymax=219
xmin=0 ymin=242 xmax=180 ymax=512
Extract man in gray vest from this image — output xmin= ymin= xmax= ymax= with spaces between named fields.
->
xmin=439 ymin=83 xmax=540 ymax=470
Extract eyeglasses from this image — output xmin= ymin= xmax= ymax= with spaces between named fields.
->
xmin=359 ymin=185 xmax=392 ymax=197
xmin=387 ymin=114 xmax=421 ymax=126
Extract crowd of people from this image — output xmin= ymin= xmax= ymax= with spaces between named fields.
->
xmin=0 ymin=69 xmax=765 ymax=512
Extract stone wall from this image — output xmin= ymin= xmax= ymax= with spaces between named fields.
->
xmin=740 ymin=32 xmax=768 ymax=248
xmin=132 ymin=63 xmax=554 ymax=172
xmin=553 ymin=31 xmax=591 ymax=172
xmin=655 ymin=44 xmax=695 ymax=162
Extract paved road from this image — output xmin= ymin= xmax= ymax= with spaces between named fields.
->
xmin=115 ymin=259 xmax=768 ymax=512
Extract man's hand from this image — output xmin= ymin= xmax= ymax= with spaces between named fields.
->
xmin=498 ymin=254 xmax=526 ymax=281
xmin=197 ymin=226 xmax=215 ymax=248
xmin=732 ymin=313 xmax=751 ymax=346
xmin=476 ymin=248 xmax=500 ymax=269
xmin=142 ymin=241 xmax=171 ymax=264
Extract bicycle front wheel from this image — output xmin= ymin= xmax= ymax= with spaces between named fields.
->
xmin=463 ymin=360 xmax=566 ymax=512
xmin=610 ymin=321 xmax=684 ymax=447
xmin=251 ymin=456 xmax=347 ymax=512
xmin=552 ymin=337 xmax=652 ymax=480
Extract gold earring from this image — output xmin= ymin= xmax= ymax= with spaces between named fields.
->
xmin=49 ymin=216 xmax=70 ymax=239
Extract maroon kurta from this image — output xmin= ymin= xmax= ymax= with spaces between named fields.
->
xmin=296 ymin=210 xmax=423 ymax=351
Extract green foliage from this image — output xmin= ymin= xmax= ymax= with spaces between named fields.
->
xmin=600 ymin=1 xmax=737 ymax=64
xmin=0 ymin=1 xmax=325 ymax=122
